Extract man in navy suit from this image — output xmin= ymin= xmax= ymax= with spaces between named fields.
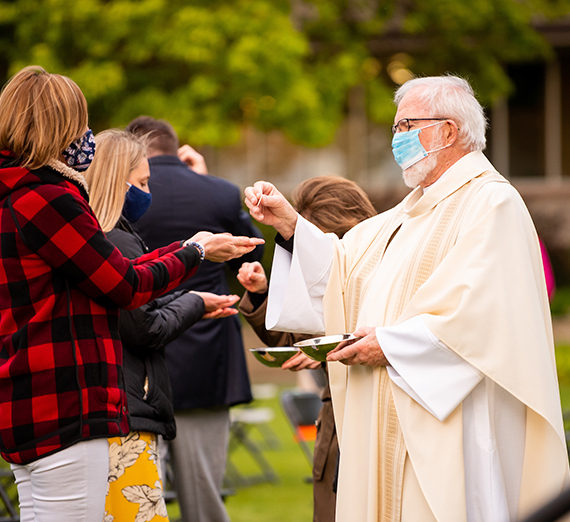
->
xmin=127 ymin=116 xmax=264 ymax=522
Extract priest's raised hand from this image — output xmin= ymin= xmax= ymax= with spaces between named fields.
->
xmin=244 ymin=181 xmax=298 ymax=240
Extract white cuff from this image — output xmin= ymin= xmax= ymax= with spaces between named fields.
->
xmin=379 ymin=316 xmax=483 ymax=421
xmin=265 ymin=216 xmax=333 ymax=335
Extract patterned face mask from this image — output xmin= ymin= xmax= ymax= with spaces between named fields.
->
xmin=62 ymin=129 xmax=96 ymax=171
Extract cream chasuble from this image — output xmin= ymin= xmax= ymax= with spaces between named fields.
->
xmin=266 ymin=151 xmax=569 ymax=522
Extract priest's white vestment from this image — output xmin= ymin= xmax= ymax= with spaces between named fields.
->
xmin=266 ymin=151 xmax=570 ymax=522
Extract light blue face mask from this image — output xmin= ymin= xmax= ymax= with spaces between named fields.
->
xmin=391 ymin=121 xmax=449 ymax=170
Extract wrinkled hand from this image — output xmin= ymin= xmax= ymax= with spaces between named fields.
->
xmin=244 ymin=181 xmax=298 ymax=239
xmin=199 ymin=233 xmax=264 ymax=263
xmin=237 ymin=262 xmax=268 ymax=293
xmin=178 ymin=145 xmax=208 ymax=175
xmin=190 ymin=291 xmax=240 ymax=319
xmin=281 ymin=351 xmax=322 ymax=371
xmin=326 ymin=326 xmax=389 ymax=366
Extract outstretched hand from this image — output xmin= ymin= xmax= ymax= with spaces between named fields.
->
xmin=244 ymin=181 xmax=298 ymax=239
xmin=326 ymin=326 xmax=389 ymax=366
xmin=189 ymin=233 xmax=264 ymax=263
xmin=190 ymin=291 xmax=240 ymax=319
xmin=237 ymin=262 xmax=268 ymax=294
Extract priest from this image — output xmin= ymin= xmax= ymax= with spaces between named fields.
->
xmin=244 ymin=75 xmax=569 ymax=522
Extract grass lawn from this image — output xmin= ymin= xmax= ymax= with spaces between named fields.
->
xmin=560 ymin=382 xmax=570 ymax=411
xmin=167 ymin=389 xmax=314 ymax=522
xmin=3 ymin=375 xmax=570 ymax=521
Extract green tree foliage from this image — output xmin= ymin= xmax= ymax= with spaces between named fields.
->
xmin=1 ymin=0 xmax=569 ymax=146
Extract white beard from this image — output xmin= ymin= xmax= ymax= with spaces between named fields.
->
xmin=402 ymin=152 xmax=438 ymax=189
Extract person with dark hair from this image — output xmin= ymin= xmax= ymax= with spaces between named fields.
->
xmin=127 ymin=116 xmax=179 ymax=156
xmin=0 ymin=66 xmax=262 ymax=522
xmin=238 ymin=175 xmax=377 ymax=522
xmin=127 ymin=116 xmax=264 ymax=522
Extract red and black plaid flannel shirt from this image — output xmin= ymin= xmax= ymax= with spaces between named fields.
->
xmin=0 ymin=154 xmax=200 ymax=464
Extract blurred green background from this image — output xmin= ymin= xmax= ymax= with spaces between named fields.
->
xmin=3 ymin=2 xmax=570 ymax=520
xmin=2 ymin=0 xmax=570 ymax=146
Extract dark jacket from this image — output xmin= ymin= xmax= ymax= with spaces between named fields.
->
xmin=0 ymin=153 xmax=200 ymax=464
xmin=135 ymin=155 xmax=263 ymax=409
xmin=107 ymin=217 xmax=206 ymax=440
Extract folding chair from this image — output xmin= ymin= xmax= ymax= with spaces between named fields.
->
xmin=224 ymin=407 xmax=279 ymax=488
xmin=280 ymin=390 xmax=322 ymax=467
xmin=0 ymin=468 xmax=19 ymax=522
xmin=520 ymin=486 xmax=570 ymax=522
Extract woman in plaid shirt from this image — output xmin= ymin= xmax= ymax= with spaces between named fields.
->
xmin=0 ymin=66 xmax=262 ymax=522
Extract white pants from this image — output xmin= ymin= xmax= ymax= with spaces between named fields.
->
xmin=11 ymin=438 xmax=109 ymax=522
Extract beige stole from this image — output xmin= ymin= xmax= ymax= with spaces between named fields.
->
xmin=326 ymin=172 xmax=494 ymax=522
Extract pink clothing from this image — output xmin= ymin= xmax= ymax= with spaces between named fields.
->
xmin=540 ymin=238 xmax=556 ymax=301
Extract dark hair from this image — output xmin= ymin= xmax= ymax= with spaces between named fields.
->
xmin=292 ymin=176 xmax=376 ymax=238
xmin=126 ymin=116 xmax=179 ymax=156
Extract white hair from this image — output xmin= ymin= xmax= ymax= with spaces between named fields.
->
xmin=394 ymin=75 xmax=487 ymax=152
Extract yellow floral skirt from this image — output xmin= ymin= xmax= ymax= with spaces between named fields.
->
xmin=104 ymin=431 xmax=169 ymax=522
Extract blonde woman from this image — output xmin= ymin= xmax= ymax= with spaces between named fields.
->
xmin=0 ymin=66 xmax=262 ymax=522
xmin=87 ymin=129 xmax=244 ymax=522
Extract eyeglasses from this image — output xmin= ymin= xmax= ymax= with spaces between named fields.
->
xmin=391 ymin=118 xmax=449 ymax=134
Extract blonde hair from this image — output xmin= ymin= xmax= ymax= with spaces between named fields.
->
xmin=85 ymin=129 xmax=147 ymax=233
xmin=292 ymin=176 xmax=376 ymax=238
xmin=0 ymin=65 xmax=88 ymax=169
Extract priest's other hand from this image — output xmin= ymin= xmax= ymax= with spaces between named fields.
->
xmin=327 ymin=326 xmax=389 ymax=366
xmin=244 ymin=181 xmax=298 ymax=240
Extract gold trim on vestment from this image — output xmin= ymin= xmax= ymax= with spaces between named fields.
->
xmin=389 ymin=174 xmax=489 ymax=326
xmin=348 ymin=211 xmax=405 ymax=329
xmin=344 ymin=172 xmax=492 ymax=522
xmin=377 ymin=369 xmax=407 ymax=522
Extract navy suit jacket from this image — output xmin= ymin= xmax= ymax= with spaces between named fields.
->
xmin=135 ymin=155 xmax=264 ymax=410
